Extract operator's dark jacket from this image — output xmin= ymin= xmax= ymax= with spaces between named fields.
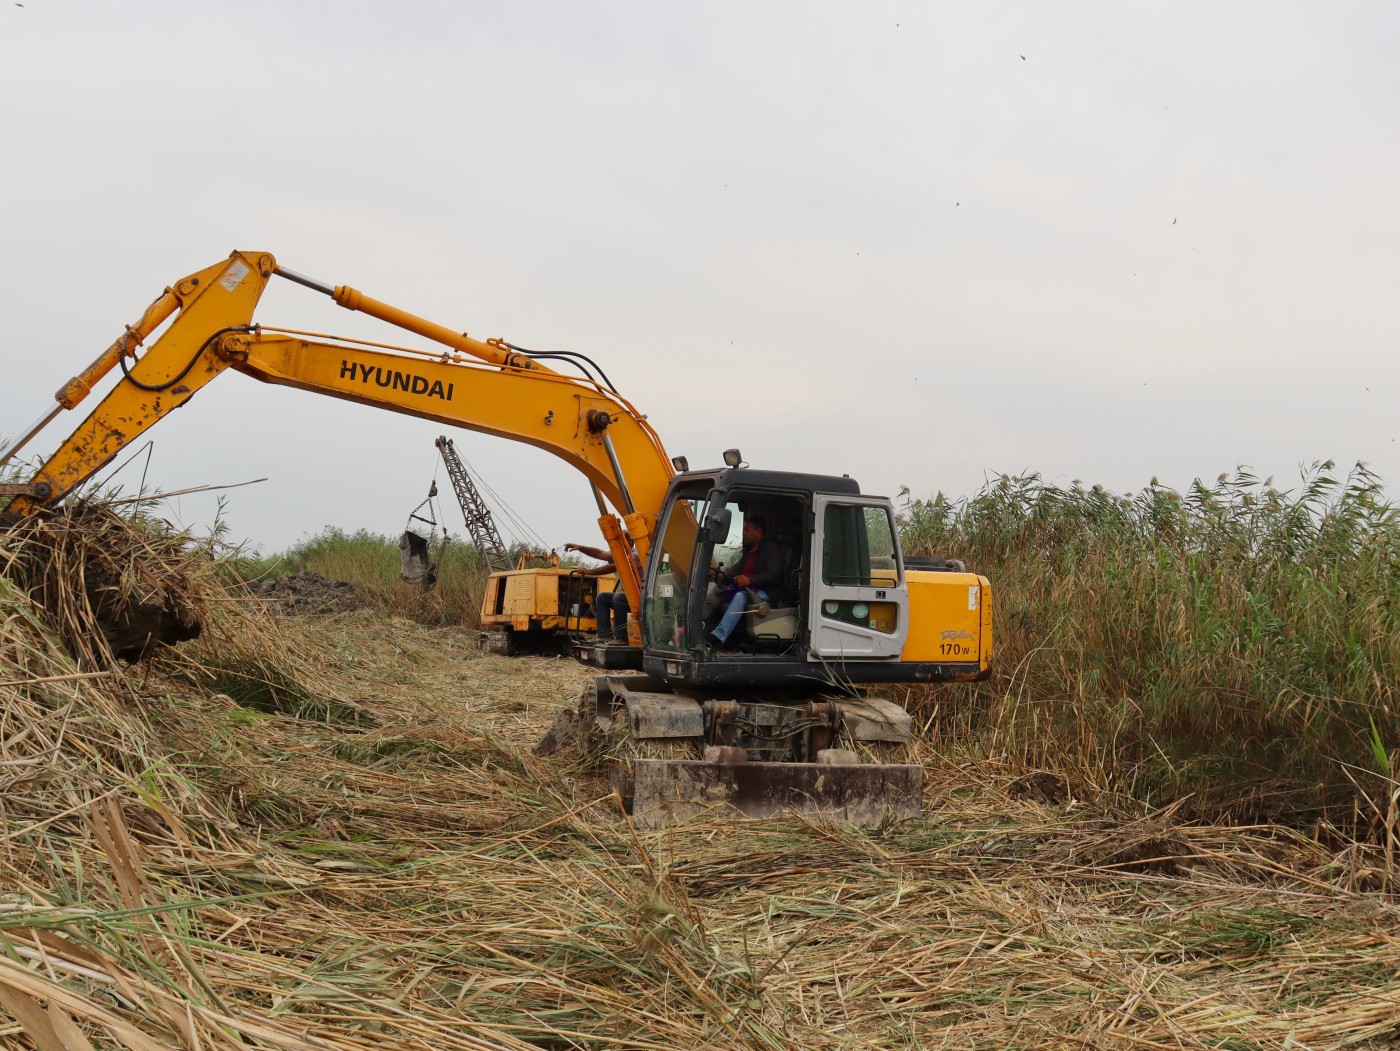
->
xmin=721 ymin=538 xmax=784 ymax=601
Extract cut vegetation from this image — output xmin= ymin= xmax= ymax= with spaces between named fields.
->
xmin=0 ymin=474 xmax=1397 ymax=1049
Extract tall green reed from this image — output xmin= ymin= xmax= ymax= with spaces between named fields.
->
xmin=901 ymin=462 xmax=1400 ymax=823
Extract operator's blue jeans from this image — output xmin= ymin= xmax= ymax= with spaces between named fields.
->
xmin=710 ymin=588 xmax=769 ymax=643
xmin=596 ymin=590 xmax=630 ymax=640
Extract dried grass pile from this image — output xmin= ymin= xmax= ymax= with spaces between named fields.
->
xmin=4 ymin=505 xmax=206 ymax=666
xmin=1 ymin=505 xmax=1399 ymax=1049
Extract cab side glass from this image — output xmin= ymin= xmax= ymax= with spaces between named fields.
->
xmin=821 ymin=504 xmax=900 ymax=586
xmin=642 ymin=489 xmax=707 ymax=653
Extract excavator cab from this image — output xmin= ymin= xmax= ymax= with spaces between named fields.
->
xmin=634 ymin=467 xmax=988 ymax=689
xmin=640 ymin=471 xmax=827 ymax=661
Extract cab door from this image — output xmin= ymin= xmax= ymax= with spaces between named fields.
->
xmin=808 ymin=496 xmax=908 ymax=659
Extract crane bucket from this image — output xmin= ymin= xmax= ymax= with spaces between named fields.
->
xmin=399 ymin=531 xmax=435 ymax=586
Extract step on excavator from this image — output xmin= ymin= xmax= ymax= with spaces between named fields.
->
xmin=0 ymin=250 xmax=992 ymax=826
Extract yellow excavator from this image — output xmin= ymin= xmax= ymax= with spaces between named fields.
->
xmin=0 ymin=250 xmax=992 ymax=825
xmin=478 ymin=549 xmax=619 ymax=651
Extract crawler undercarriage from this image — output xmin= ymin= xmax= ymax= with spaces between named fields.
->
xmin=539 ymin=674 xmax=924 ymax=827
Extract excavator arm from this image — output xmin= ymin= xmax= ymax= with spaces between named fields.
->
xmin=0 ymin=251 xmax=674 ymax=609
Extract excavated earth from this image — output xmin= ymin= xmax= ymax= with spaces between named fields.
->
xmin=3 ymin=504 xmax=206 ymax=664
xmin=245 ymin=569 xmax=369 ymax=616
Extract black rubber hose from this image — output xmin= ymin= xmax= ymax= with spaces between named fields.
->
xmin=506 ymin=343 xmax=620 ymax=394
xmin=118 ymin=326 xmax=249 ymax=392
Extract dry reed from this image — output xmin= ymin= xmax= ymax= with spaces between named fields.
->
xmin=901 ymin=463 xmax=1400 ymax=828
xmin=0 ymin=506 xmax=1397 ymax=1049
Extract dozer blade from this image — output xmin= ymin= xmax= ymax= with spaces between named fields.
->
xmin=630 ymin=758 xmax=923 ymax=828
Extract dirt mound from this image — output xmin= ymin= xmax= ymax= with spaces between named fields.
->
xmin=248 ymin=569 xmax=368 ymax=615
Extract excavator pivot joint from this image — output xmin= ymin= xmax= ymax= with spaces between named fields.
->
xmin=0 ymin=481 xmax=50 ymax=500
xmin=215 ymin=334 xmax=249 ymax=363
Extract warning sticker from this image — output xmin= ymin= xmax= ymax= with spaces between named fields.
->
xmin=218 ymin=260 xmax=250 ymax=292
xmin=968 ymin=585 xmax=979 ymax=611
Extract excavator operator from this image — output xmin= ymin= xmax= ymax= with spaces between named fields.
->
xmin=704 ymin=515 xmax=782 ymax=648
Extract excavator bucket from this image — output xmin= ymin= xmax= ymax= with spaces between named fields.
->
xmin=630 ymin=753 xmax=923 ymax=828
xmin=398 ymin=531 xmax=436 ymax=586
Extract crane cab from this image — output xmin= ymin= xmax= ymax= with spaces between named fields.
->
xmin=625 ymin=467 xmax=992 ymax=692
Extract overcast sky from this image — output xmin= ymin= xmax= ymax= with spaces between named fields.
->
xmin=3 ymin=2 xmax=1398 ymax=554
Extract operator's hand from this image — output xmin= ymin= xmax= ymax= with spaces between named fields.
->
xmin=734 ymin=574 xmax=751 ymax=587
xmin=563 ymin=543 xmax=579 ymax=552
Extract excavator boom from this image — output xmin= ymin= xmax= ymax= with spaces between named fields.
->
xmin=1 ymin=251 xmax=672 ymax=613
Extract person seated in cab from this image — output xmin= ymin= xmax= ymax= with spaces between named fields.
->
xmin=704 ymin=515 xmax=782 ymax=648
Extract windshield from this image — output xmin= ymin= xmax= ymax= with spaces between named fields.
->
xmin=641 ymin=483 xmax=707 ymax=653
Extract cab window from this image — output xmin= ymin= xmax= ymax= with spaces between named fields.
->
xmin=821 ymin=504 xmax=899 ymax=586
xmin=641 ymin=485 xmax=707 ymax=652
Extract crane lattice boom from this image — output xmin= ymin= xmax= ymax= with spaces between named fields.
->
xmin=435 ymin=436 xmax=511 ymax=574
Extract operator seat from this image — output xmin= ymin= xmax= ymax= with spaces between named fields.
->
xmin=745 ymin=531 xmax=802 ymax=643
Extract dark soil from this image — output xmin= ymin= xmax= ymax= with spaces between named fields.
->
xmin=85 ymin=560 xmax=202 ymax=660
xmin=247 ymin=570 xmax=368 ymax=616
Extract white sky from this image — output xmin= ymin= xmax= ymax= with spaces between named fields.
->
xmin=3 ymin=2 xmax=1398 ymax=554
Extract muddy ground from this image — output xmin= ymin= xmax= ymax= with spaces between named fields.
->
xmin=246 ymin=569 xmax=370 ymax=616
